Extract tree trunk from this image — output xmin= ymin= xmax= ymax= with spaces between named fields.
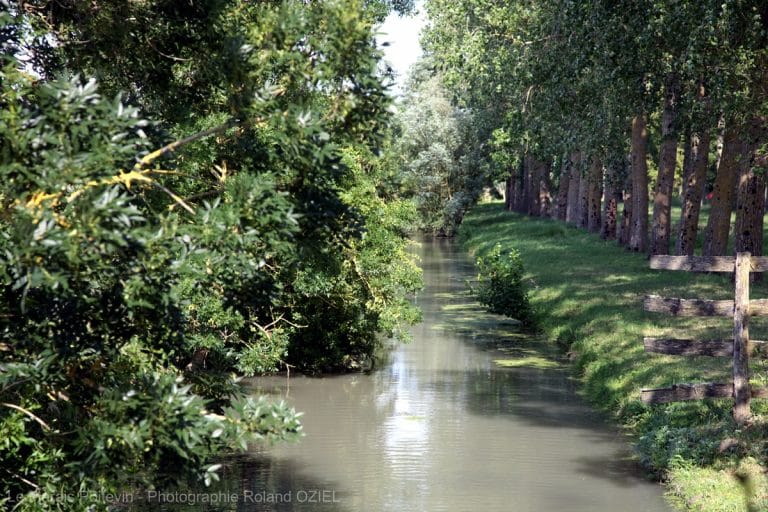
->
xmin=619 ymin=170 xmax=633 ymax=247
xmin=505 ymin=173 xmax=513 ymax=211
xmin=650 ymin=76 xmax=680 ymax=255
xmin=629 ymin=113 xmax=649 ymax=252
xmin=521 ymin=155 xmax=531 ymax=214
xmin=577 ymin=159 xmax=589 ymax=229
xmin=734 ymin=168 xmax=766 ymax=256
xmin=512 ymin=158 xmax=525 ymax=213
xmin=734 ymin=118 xmax=766 ymax=256
xmin=715 ymin=113 xmax=726 ymax=173
xmin=538 ymin=159 xmax=553 ymax=217
xmin=676 ymin=128 xmax=711 ymax=255
xmin=703 ymin=123 xmax=742 ymax=256
xmin=526 ymin=155 xmax=541 ymax=216
xmin=509 ymin=170 xmax=520 ymax=212
xmin=587 ymin=156 xmax=603 ymax=233
xmin=601 ymin=160 xmax=620 ymax=240
xmin=555 ymin=156 xmax=570 ymax=220
xmin=679 ymin=130 xmax=692 ymax=199
xmin=565 ymin=152 xmax=582 ymax=224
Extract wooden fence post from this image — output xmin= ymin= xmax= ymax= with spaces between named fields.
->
xmin=733 ymin=252 xmax=751 ymax=424
xmin=641 ymin=253 xmax=767 ymax=424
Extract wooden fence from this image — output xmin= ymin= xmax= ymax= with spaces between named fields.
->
xmin=641 ymin=253 xmax=768 ymax=424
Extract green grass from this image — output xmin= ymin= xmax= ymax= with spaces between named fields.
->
xmin=459 ymin=202 xmax=768 ymax=512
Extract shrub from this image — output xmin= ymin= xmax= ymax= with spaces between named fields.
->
xmin=473 ymin=243 xmax=537 ymax=329
xmin=0 ymin=68 xmax=302 ymax=510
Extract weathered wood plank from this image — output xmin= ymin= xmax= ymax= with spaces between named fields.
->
xmin=643 ymin=295 xmax=768 ymax=317
xmin=641 ymin=383 xmax=768 ymax=404
xmin=733 ymin=252 xmax=751 ymax=424
xmin=643 ymin=338 xmax=766 ymax=357
xmin=644 ymin=296 xmax=733 ymax=316
xmin=649 ymin=255 xmax=768 ymax=273
xmin=643 ymin=338 xmax=732 ymax=356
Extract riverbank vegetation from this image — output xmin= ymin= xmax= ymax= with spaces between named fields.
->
xmin=471 ymin=243 xmax=537 ymax=330
xmin=409 ymin=1 xmax=768 ymax=509
xmin=460 ymin=204 xmax=768 ymax=511
xmin=0 ymin=1 xmax=422 ymax=508
xmin=422 ymin=0 xmax=767 ymax=259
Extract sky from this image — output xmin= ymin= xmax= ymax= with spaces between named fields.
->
xmin=376 ymin=4 xmax=427 ymax=96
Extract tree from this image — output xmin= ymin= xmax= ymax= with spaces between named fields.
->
xmin=586 ymin=157 xmax=603 ymax=233
xmin=422 ymin=0 xmax=767 ymax=259
xmin=676 ymin=86 xmax=712 ymax=257
xmin=565 ymin=153 xmax=582 ymax=225
xmin=629 ymin=113 xmax=650 ymax=252
xmin=650 ymin=75 xmax=680 ymax=255
xmin=703 ymin=123 xmax=742 ymax=256
xmin=396 ymin=64 xmax=489 ymax=235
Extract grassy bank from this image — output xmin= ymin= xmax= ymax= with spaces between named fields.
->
xmin=459 ymin=203 xmax=768 ymax=512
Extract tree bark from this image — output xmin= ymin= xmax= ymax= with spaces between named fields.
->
xmin=555 ymin=156 xmax=570 ymax=220
xmin=538 ymin=159 xmax=553 ymax=217
xmin=601 ymin=160 xmax=620 ymax=240
xmin=679 ymin=130 xmax=692 ymax=199
xmin=734 ymin=118 xmax=766 ymax=257
xmin=510 ymin=169 xmax=521 ymax=212
xmin=587 ymin=156 xmax=603 ymax=233
xmin=526 ymin=155 xmax=541 ymax=217
xmin=676 ymin=128 xmax=711 ymax=255
xmin=629 ymin=113 xmax=649 ymax=252
xmin=577 ymin=159 xmax=589 ymax=229
xmin=703 ymin=122 xmax=742 ymax=256
xmin=521 ymin=155 xmax=531 ymax=214
xmin=512 ymin=158 xmax=525 ymax=213
xmin=505 ymin=173 xmax=513 ymax=211
xmin=651 ymin=76 xmax=680 ymax=255
xmin=619 ymin=170 xmax=633 ymax=247
xmin=565 ymin=152 xmax=582 ymax=224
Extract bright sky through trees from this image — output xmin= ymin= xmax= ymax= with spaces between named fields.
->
xmin=377 ymin=3 xmax=426 ymax=95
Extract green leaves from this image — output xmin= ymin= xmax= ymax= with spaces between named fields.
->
xmin=472 ymin=243 xmax=537 ymax=330
xmin=395 ymin=69 xmax=489 ymax=234
xmin=1 ymin=0 xmax=423 ymax=507
xmin=424 ymin=0 xmax=768 ymax=172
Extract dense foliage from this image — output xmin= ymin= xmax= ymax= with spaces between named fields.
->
xmin=0 ymin=1 xmax=421 ymax=509
xmin=422 ymin=0 xmax=767 ymax=254
xmin=393 ymin=65 xmax=492 ymax=235
xmin=472 ymin=244 xmax=536 ymax=330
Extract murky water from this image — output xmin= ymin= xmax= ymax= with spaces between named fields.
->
xmin=135 ymin=237 xmax=671 ymax=511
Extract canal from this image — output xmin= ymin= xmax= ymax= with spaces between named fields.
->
xmin=141 ymin=237 xmax=672 ymax=511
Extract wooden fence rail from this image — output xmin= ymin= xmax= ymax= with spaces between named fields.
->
xmin=641 ymin=253 xmax=768 ymax=424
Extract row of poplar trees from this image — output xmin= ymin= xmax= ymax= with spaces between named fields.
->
xmin=424 ymin=0 xmax=767 ymax=257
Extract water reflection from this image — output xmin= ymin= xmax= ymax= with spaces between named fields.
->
xmin=133 ymin=237 xmax=671 ymax=511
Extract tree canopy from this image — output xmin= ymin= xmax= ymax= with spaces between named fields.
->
xmin=1 ymin=1 xmax=422 ymax=508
